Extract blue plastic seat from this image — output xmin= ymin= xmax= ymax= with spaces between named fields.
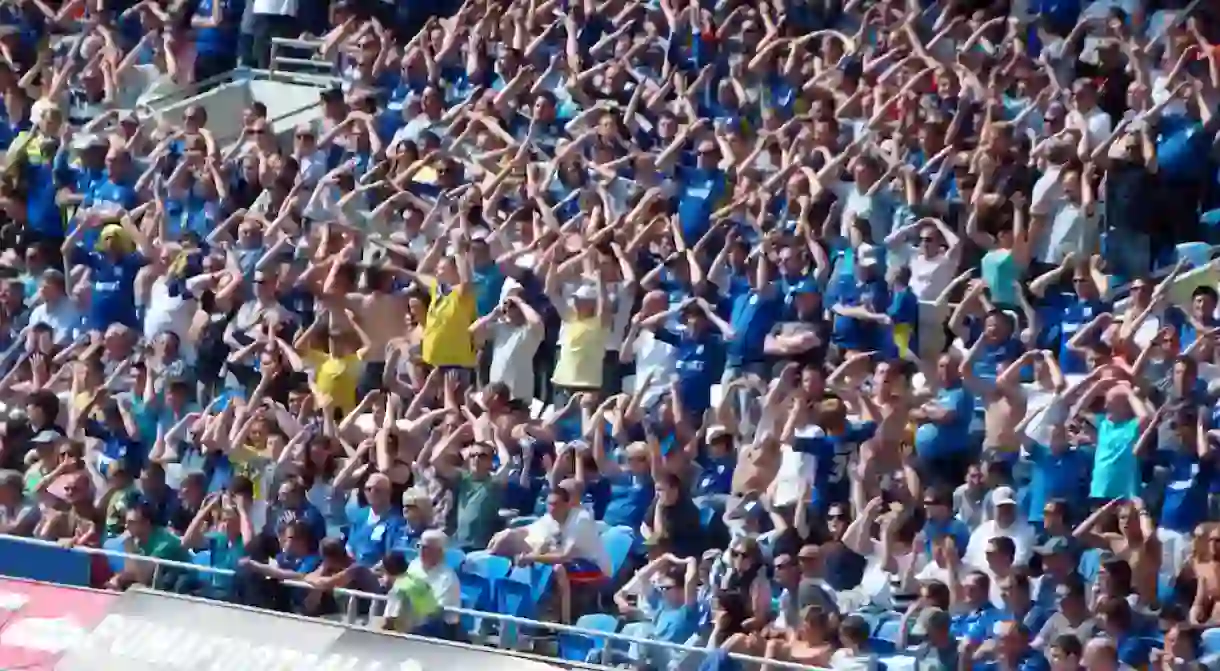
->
xmin=1202 ymin=628 xmax=1220 ymax=656
xmin=458 ymin=573 xmax=491 ymax=632
xmin=874 ymin=618 xmax=903 ymax=645
xmin=494 ymin=565 xmax=555 ymax=647
xmin=558 ymin=613 xmax=620 ymax=663
xmin=698 ymin=506 xmax=716 ymax=530
xmin=462 ymin=554 xmax=512 ymax=582
xmin=191 ymin=550 xmax=212 ymax=567
xmin=1078 ymin=548 xmax=1102 ymax=583
xmin=458 ymin=554 xmax=512 ymax=616
xmin=869 ymin=637 xmax=897 ymax=655
xmin=444 ymin=547 xmax=466 ymax=572
xmin=102 ymin=536 xmax=126 ymax=573
xmin=601 ymin=528 xmax=634 ymax=582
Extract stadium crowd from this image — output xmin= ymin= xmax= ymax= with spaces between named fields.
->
xmin=2 ymin=0 xmax=1220 ymax=669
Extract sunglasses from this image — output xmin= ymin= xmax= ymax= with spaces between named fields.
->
xmin=249 ymin=128 xmax=266 ymax=135
xmin=826 ymin=511 xmax=847 ymax=519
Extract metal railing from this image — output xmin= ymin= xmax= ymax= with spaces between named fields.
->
xmin=269 ymin=37 xmax=342 ymax=85
xmin=0 ymin=533 xmax=824 ymax=670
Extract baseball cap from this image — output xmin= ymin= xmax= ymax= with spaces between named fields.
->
xmin=30 ymin=429 xmax=64 ymax=446
xmin=992 ymin=486 xmax=1017 ymax=507
xmin=1035 ymin=536 xmax=1071 ymax=556
xmin=572 ymin=284 xmax=598 ymax=301
xmin=706 ymin=425 xmax=732 ymax=443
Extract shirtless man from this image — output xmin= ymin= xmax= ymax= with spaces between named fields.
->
xmin=827 ymin=353 xmax=912 ymax=482
xmin=961 ymin=347 xmax=1045 ymax=460
xmin=330 ymin=258 xmax=412 ymax=396
xmin=1190 ymin=526 xmax=1220 ymax=624
xmin=1073 ymin=497 xmax=1162 ymax=609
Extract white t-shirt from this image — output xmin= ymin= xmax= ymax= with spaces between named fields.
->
xmin=528 ymin=508 xmax=612 ymax=575
xmin=488 ymin=321 xmax=544 ymax=401
xmin=907 ymin=248 xmax=960 ymax=301
xmin=773 ymin=425 xmax=824 ymax=506
xmin=252 ymin=0 xmax=296 ymax=17
xmin=1067 ymin=106 xmax=1114 ymax=150
xmin=964 ymin=519 xmax=1036 ymax=570
xmin=630 ymin=330 xmax=676 ymax=403
xmin=1030 ymin=164 xmax=1065 ymax=217
xmin=830 ymin=649 xmax=880 ymax=671
xmin=143 ymin=277 xmax=197 ymax=362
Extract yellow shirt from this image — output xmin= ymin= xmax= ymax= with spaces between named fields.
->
xmin=422 ymin=281 xmax=477 ymax=369
xmin=551 ymin=316 xmax=608 ymax=388
xmin=227 ymin=444 xmax=272 ymax=500
xmin=306 ymin=350 xmax=363 ymax=414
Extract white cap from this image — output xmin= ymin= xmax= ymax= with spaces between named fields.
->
xmin=992 ymin=486 xmax=1017 ymax=507
xmin=572 ymin=284 xmax=598 ymax=301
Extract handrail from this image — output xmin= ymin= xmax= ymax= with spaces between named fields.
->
xmin=127 ymin=587 xmax=623 ymax=671
xmin=0 ymin=533 xmax=827 ymax=670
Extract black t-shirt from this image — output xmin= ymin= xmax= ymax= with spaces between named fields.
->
xmin=646 ymin=496 xmax=707 ymax=559
xmin=820 ymin=541 xmax=867 ymax=592
xmin=1104 ymin=159 xmax=1156 ymax=234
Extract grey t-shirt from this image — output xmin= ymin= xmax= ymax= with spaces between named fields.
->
xmin=0 ymin=501 xmax=40 ymax=534
xmin=1035 ymin=612 xmax=1098 ymax=649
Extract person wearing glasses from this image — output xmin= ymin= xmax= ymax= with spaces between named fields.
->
xmin=1030 ymin=255 xmax=1112 ymax=377
xmin=883 ymin=216 xmax=963 ymax=302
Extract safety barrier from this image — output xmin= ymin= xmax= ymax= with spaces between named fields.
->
xmin=0 ymin=534 xmax=823 ymax=670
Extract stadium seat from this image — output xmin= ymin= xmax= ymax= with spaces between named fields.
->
xmin=191 ymin=550 xmax=212 ymax=567
xmin=102 ymin=536 xmax=127 ymax=573
xmin=444 ymin=547 xmax=467 ymax=572
xmin=1078 ymin=548 xmax=1102 ymax=584
xmin=869 ymin=637 xmax=898 ymax=655
xmin=601 ymin=527 xmax=634 ymax=583
xmin=491 ymin=564 xmax=555 ymax=647
xmin=459 ymin=554 xmax=512 ymax=611
xmin=1202 ymin=628 xmax=1220 ymax=656
xmin=458 ymin=573 xmax=491 ymax=633
xmin=874 ymin=618 xmax=903 ymax=646
xmin=558 ymin=613 xmax=620 ymax=663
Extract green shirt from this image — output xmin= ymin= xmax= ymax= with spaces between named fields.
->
xmin=452 ymin=472 xmax=502 ymax=551
xmin=136 ymin=526 xmax=191 ymax=563
xmin=22 ymin=463 xmax=50 ymax=497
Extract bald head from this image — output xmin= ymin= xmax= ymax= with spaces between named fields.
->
xmin=364 ymin=473 xmax=392 ymax=510
xmin=639 ymin=290 xmax=669 ymax=318
xmin=1082 ymin=637 xmax=1118 ymax=670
